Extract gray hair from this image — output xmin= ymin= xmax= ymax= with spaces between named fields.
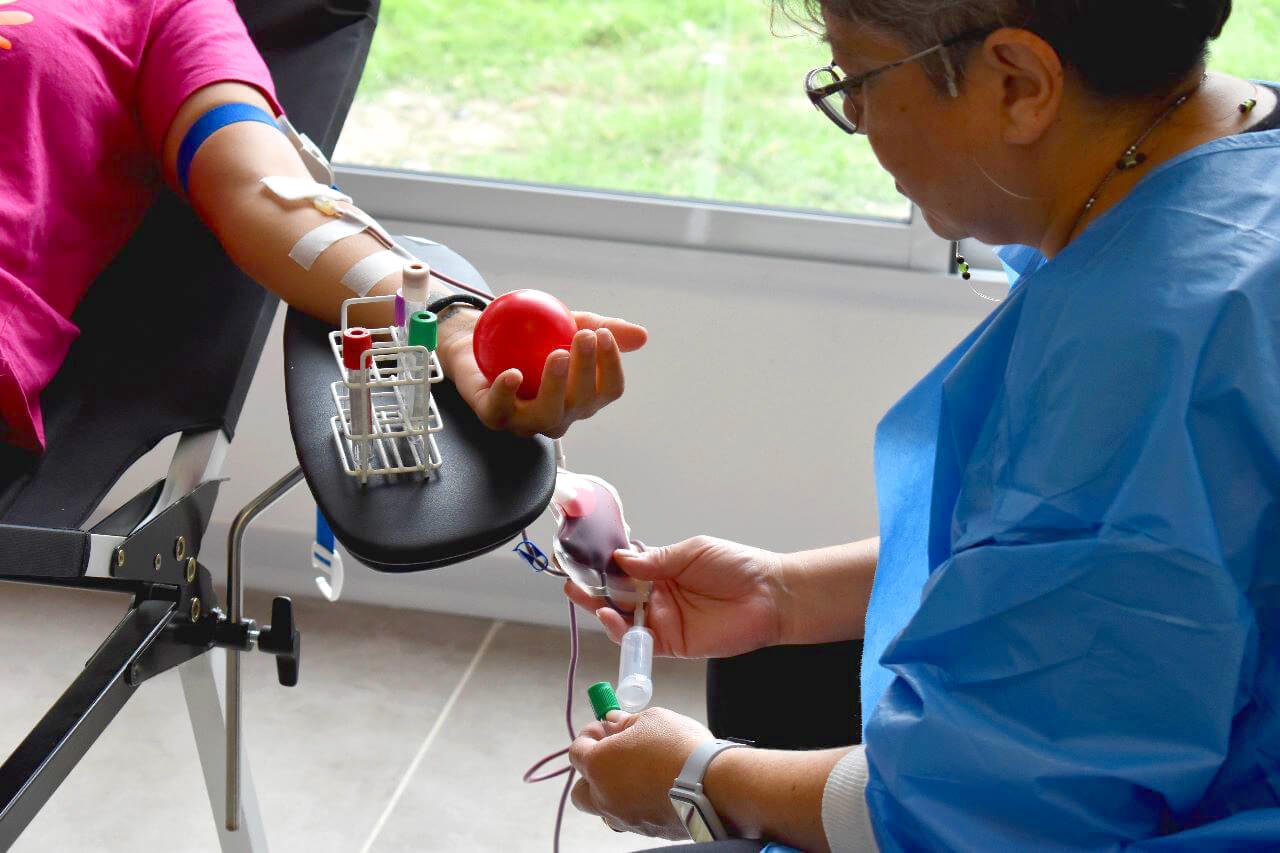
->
xmin=777 ymin=0 xmax=1233 ymax=98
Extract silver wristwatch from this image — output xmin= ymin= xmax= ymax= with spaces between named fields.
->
xmin=668 ymin=739 xmax=747 ymax=842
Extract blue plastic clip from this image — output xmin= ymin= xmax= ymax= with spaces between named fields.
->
xmin=311 ymin=508 xmax=344 ymax=601
xmin=513 ymin=534 xmax=550 ymax=573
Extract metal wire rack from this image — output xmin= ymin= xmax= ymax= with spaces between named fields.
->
xmin=327 ymin=294 xmax=444 ymax=484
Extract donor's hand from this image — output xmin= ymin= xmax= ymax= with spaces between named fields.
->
xmin=440 ymin=314 xmax=647 ymax=439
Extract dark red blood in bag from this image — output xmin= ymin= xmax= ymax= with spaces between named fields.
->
xmin=558 ymin=481 xmax=629 ymax=581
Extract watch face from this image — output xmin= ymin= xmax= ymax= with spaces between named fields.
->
xmin=670 ymin=795 xmax=717 ymax=843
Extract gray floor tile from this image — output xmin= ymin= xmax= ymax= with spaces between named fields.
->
xmin=1 ymin=583 xmax=495 ymax=853
xmin=370 ymin=618 xmax=708 ymax=853
xmin=1 ymin=582 xmax=217 ymax=853
xmin=239 ymin=592 xmax=497 ymax=853
xmin=1 ymin=585 xmax=711 ymax=853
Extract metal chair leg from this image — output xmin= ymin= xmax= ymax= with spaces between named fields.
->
xmin=180 ymin=652 xmax=269 ymax=852
xmin=224 ymin=467 xmax=304 ymax=832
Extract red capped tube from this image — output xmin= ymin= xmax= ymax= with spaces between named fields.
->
xmin=342 ymin=327 xmax=375 ymax=474
xmin=342 ymin=327 xmax=373 ymax=371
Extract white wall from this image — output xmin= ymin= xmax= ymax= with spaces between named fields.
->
xmin=103 ymin=223 xmax=992 ymax=628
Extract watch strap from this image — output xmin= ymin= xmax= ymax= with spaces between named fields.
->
xmin=675 ymin=738 xmax=746 ymax=790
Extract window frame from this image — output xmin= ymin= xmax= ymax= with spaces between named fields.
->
xmin=334 ymin=165 xmax=957 ymax=273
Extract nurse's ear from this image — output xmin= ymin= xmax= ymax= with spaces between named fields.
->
xmin=973 ymin=28 xmax=1064 ymax=147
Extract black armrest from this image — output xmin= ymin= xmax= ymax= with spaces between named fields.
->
xmin=283 ymin=243 xmax=556 ymax=572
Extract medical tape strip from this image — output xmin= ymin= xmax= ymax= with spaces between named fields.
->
xmin=290 ymin=216 xmax=369 ymax=270
xmin=342 ymin=206 xmax=418 ymax=262
xmin=286 ymin=204 xmax=418 ymax=283
xmin=261 ymin=176 xmax=351 ymax=206
xmin=341 ymin=250 xmax=405 ymax=296
xmin=264 ymin=176 xmax=418 ymax=293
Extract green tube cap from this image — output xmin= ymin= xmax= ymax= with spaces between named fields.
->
xmin=409 ymin=310 xmax=438 ymax=350
xmin=588 ymin=681 xmax=621 ymax=721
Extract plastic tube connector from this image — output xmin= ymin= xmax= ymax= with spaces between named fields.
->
xmin=616 ymin=624 xmax=654 ymax=713
xmin=313 ymin=195 xmax=342 ymax=216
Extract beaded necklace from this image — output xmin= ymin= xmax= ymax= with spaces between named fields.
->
xmin=1064 ymin=78 xmax=1204 ymax=243
xmin=957 ymin=78 xmax=1262 ymax=291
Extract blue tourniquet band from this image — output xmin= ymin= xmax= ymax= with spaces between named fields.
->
xmin=177 ymin=102 xmax=280 ymax=195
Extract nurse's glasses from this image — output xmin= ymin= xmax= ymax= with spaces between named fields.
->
xmin=805 ymin=28 xmax=993 ymax=134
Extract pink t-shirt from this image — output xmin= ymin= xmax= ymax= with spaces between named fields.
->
xmin=0 ymin=0 xmax=280 ymax=450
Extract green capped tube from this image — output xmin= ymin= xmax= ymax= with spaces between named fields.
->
xmin=409 ymin=310 xmax=438 ymax=351
xmin=406 ymin=311 xmax=437 ymax=453
xmin=587 ymin=681 xmax=621 ymax=721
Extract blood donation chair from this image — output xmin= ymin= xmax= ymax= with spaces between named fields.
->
xmin=0 ymin=1 xmax=554 ymax=848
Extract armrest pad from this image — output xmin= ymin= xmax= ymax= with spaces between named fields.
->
xmin=282 ymin=242 xmax=555 ymax=572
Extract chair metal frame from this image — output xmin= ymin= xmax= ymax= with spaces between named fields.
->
xmin=0 ymin=428 xmax=299 ymax=851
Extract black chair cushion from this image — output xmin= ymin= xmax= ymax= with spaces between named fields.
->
xmin=283 ymin=242 xmax=556 ymax=572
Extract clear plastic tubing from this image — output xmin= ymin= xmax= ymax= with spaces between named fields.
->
xmin=617 ymin=607 xmax=654 ymax=713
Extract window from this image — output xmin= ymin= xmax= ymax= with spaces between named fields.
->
xmin=333 ymin=1 xmax=910 ymax=223
xmin=333 ymin=1 xmax=1280 ymax=272
xmin=1211 ymin=1 xmax=1280 ymax=82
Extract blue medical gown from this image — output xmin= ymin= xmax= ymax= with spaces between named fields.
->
xmin=862 ymin=130 xmax=1280 ymax=850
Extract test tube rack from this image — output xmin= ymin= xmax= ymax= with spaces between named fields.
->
xmin=328 ymin=294 xmax=445 ymax=484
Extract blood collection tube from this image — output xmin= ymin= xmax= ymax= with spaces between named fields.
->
xmin=400 ymin=262 xmax=430 ymax=337
xmin=588 ymin=681 xmax=622 ymax=721
xmin=342 ymin=327 xmax=374 ymax=469
xmin=399 ymin=262 xmax=431 ymax=420
xmin=408 ymin=310 xmax=438 ymax=455
xmin=394 ymin=293 xmax=407 ymax=336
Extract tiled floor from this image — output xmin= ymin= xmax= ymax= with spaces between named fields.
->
xmin=0 ymin=583 xmax=708 ymax=852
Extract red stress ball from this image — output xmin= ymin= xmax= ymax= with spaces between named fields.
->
xmin=472 ymin=289 xmax=577 ymax=399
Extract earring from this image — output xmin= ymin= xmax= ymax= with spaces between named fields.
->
xmin=956 ymin=254 xmax=971 ymax=281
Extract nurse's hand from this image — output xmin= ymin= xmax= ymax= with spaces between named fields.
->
xmin=569 ymin=707 xmax=710 ymax=839
xmin=564 ymin=536 xmax=785 ymax=659
xmin=439 ymin=313 xmax=648 ymax=440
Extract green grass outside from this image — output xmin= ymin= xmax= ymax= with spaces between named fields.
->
xmin=340 ymin=1 xmax=1280 ymax=218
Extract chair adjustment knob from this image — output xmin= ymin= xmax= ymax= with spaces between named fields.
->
xmin=257 ymin=596 xmax=302 ymax=687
